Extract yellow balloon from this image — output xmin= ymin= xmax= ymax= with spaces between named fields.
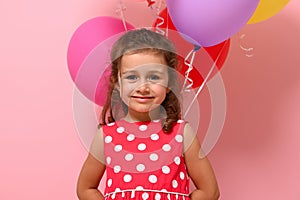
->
xmin=248 ymin=0 xmax=290 ymax=24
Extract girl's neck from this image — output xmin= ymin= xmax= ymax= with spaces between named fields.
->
xmin=125 ymin=108 xmax=164 ymax=123
xmin=123 ymin=115 xmax=151 ymax=123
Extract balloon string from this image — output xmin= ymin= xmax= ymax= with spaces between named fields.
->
xmin=182 ymin=45 xmax=200 ymax=92
xmin=165 ymin=7 xmax=169 ymax=37
xmin=183 ymin=40 xmax=229 ymax=119
xmin=116 ymin=0 xmax=128 ymax=31
xmin=155 ymin=0 xmax=165 ymax=36
xmin=238 ymin=33 xmax=254 ymax=57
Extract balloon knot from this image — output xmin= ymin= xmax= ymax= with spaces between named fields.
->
xmin=193 ymin=45 xmax=201 ymax=51
xmin=147 ymin=0 xmax=155 ymax=7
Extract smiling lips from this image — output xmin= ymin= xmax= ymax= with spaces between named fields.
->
xmin=131 ymin=96 xmax=154 ymax=99
xmin=131 ymin=96 xmax=155 ymax=103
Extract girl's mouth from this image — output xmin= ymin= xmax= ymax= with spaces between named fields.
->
xmin=131 ymin=96 xmax=154 ymax=99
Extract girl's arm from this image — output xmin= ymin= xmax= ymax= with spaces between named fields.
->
xmin=77 ymin=128 xmax=106 ymax=200
xmin=183 ymin=124 xmax=220 ymax=200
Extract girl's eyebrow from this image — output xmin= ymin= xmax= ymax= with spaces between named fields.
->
xmin=148 ymin=71 xmax=166 ymax=75
xmin=121 ymin=70 xmax=137 ymax=75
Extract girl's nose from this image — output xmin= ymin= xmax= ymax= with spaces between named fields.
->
xmin=137 ymin=83 xmax=150 ymax=94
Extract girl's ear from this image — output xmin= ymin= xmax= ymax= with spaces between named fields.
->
xmin=115 ymin=78 xmax=121 ymax=96
xmin=115 ymin=82 xmax=120 ymax=91
xmin=166 ymin=87 xmax=171 ymax=94
xmin=116 ymin=72 xmax=121 ymax=91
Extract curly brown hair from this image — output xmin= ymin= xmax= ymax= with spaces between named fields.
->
xmin=100 ymin=28 xmax=182 ymax=133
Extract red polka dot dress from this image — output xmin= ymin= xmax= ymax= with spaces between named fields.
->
xmin=103 ymin=119 xmax=191 ymax=200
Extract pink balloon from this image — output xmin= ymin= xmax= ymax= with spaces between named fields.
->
xmin=166 ymin=0 xmax=259 ymax=47
xmin=67 ymin=16 xmax=134 ymax=106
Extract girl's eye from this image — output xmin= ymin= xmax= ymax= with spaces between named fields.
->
xmin=125 ymin=75 xmax=137 ymax=80
xmin=149 ymin=75 xmax=160 ymax=81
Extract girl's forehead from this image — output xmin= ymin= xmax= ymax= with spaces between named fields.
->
xmin=120 ymin=53 xmax=167 ymax=71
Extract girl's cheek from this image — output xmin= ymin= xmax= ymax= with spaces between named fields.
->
xmin=121 ymin=83 xmax=136 ymax=95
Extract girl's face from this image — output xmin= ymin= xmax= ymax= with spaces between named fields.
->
xmin=118 ymin=52 xmax=169 ymax=119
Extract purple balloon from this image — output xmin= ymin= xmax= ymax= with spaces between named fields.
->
xmin=166 ymin=0 xmax=259 ymax=47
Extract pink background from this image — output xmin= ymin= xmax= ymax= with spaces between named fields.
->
xmin=0 ymin=0 xmax=299 ymax=199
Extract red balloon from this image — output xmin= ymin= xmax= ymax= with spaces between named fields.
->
xmin=153 ymin=8 xmax=230 ymax=88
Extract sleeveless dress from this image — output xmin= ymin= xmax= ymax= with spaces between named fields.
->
xmin=103 ymin=119 xmax=191 ymax=200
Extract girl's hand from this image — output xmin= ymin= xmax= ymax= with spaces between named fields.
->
xmin=77 ymin=128 xmax=106 ymax=200
xmin=77 ymin=153 xmax=106 ymax=200
xmin=183 ymin=124 xmax=220 ymax=200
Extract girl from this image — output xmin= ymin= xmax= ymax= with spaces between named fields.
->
xmin=77 ymin=29 xmax=220 ymax=200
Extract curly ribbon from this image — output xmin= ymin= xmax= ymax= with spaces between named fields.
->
xmin=183 ymin=41 xmax=229 ymax=118
xmin=149 ymin=0 xmax=167 ymax=36
xmin=155 ymin=13 xmax=166 ymax=36
xmin=182 ymin=45 xmax=201 ymax=93
xmin=238 ymin=33 xmax=254 ymax=57
xmin=116 ymin=0 xmax=128 ymax=31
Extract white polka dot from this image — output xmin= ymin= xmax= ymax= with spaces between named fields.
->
xmin=174 ymin=156 xmax=181 ymax=165
xmin=127 ymin=134 xmax=135 ymax=141
xmin=136 ymin=164 xmax=146 ymax=172
xmin=142 ymin=192 xmax=149 ymax=200
xmin=148 ymin=175 xmax=157 ymax=183
xmin=162 ymin=144 xmax=171 ymax=152
xmin=150 ymin=134 xmax=159 ymax=141
xmin=125 ymin=153 xmax=134 ymax=161
xmin=114 ymin=144 xmax=123 ymax=152
xmin=113 ymin=165 xmax=121 ymax=173
xmin=106 ymin=156 xmax=111 ymax=165
xmin=175 ymin=135 xmax=183 ymax=143
xmin=149 ymin=153 xmax=159 ymax=161
xmin=153 ymin=119 xmax=160 ymax=123
xmin=160 ymin=189 xmax=167 ymax=193
xmin=105 ymin=136 xmax=113 ymax=143
xmin=155 ymin=193 xmax=161 ymax=200
xmin=107 ymin=179 xmax=112 ymax=187
xmin=136 ymin=186 xmax=144 ymax=190
xmin=177 ymin=119 xmax=184 ymax=123
xmin=180 ymin=172 xmax=185 ymax=180
xmin=107 ymin=122 xmax=115 ymax=126
xmin=172 ymin=180 xmax=178 ymax=188
xmin=139 ymin=125 xmax=148 ymax=131
xmin=115 ymin=188 xmax=121 ymax=193
xmin=117 ymin=127 xmax=125 ymax=133
xmin=123 ymin=174 xmax=132 ymax=182
xmin=138 ymin=143 xmax=147 ymax=151
xmin=162 ymin=166 xmax=170 ymax=174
